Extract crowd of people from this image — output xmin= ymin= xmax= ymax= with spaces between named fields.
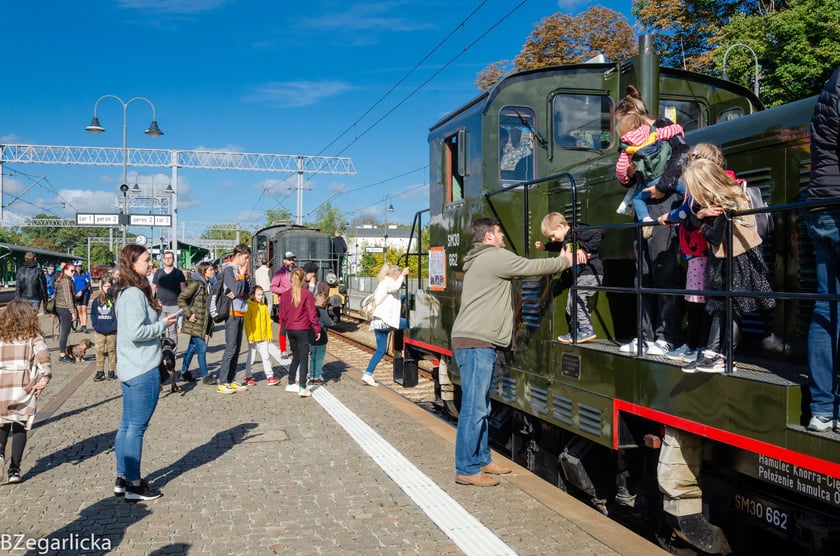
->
xmin=1 ymin=71 xmax=836 ymax=501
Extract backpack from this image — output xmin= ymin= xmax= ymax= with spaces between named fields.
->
xmin=744 ymin=184 xmax=774 ymax=239
xmin=209 ymin=279 xmax=230 ymax=323
xmin=360 ymin=293 xmax=377 ymax=320
xmin=631 ymin=136 xmax=672 ymax=183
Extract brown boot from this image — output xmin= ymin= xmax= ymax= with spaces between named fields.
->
xmin=455 ymin=472 xmax=500 ymax=487
xmin=481 ymin=461 xmax=512 ymax=475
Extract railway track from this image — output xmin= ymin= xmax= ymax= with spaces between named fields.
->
xmin=326 ymin=314 xmax=437 ymax=405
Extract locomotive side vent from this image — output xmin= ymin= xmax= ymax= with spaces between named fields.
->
xmin=552 ymin=394 xmax=573 ymax=426
xmin=528 ymin=385 xmax=549 ymax=416
xmin=578 ymin=402 xmax=604 ymax=437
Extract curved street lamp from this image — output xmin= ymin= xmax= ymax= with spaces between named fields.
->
xmin=722 ymin=43 xmax=760 ymax=98
xmin=384 ymin=199 xmax=395 ymax=255
xmin=85 ymin=95 xmax=163 ymax=248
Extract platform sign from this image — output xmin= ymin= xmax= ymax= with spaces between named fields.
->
xmin=366 ymin=247 xmax=384 ymax=253
xmin=76 ymin=213 xmax=121 ymax=226
xmin=129 ymin=214 xmax=172 ymax=227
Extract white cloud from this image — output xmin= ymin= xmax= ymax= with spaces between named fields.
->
xmin=300 ymin=2 xmax=436 ymax=33
xmin=243 ymin=81 xmax=352 ymax=108
xmin=117 ymin=0 xmax=231 ymax=15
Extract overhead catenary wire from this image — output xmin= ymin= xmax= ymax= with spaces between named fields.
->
xmin=333 ymin=0 xmax=530 ymax=157
xmin=316 ymin=0 xmax=492 ymax=157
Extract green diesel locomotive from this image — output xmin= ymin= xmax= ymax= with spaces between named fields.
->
xmin=401 ymin=36 xmax=839 ymax=554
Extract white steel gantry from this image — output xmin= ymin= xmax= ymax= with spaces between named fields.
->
xmin=0 ymin=144 xmax=356 ymax=246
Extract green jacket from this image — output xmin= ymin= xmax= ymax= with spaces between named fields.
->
xmin=177 ymin=276 xmax=212 ymax=339
xmin=451 ymin=243 xmax=570 ymax=348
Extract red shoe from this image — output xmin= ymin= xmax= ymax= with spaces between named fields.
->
xmin=245 ymin=377 xmax=257 ymax=386
xmin=266 ymin=377 xmax=280 ymax=386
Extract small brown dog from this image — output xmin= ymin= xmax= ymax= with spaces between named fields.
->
xmin=69 ymin=339 xmax=94 ymax=363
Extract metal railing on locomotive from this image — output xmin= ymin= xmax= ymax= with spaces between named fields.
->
xmin=483 ymin=175 xmax=840 ymax=375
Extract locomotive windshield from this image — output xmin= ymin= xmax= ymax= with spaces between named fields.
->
xmin=552 ymin=93 xmax=612 ymax=150
xmin=499 ymin=107 xmax=536 ymax=183
xmin=659 ymin=98 xmax=703 ymax=130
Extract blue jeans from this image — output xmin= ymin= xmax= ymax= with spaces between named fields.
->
xmin=182 ymin=336 xmax=208 ymax=377
xmin=454 ymin=347 xmax=496 ymax=476
xmin=364 ymin=319 xmax=406 ymax=376
xmin=115 ymin=368 xmax=160 ymax=482
xmin=365 ymin=329 xmax=391 ymax=375
xmin=218 ymin=316 xmax=244 ymax=385
xmin=808 ymin=211 xmax=840 ymax=419
xmin=310 ymin=344 xmax=326 ymax=379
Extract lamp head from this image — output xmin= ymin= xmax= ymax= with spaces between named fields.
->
xmin=387 ymin=203 xmax=395 ymax=212
xmin=132 ymin=183 xmax=141 ymax=192
xmin=145 ymin=120 xmax=164 ymax=138
xmin=85 ymin=116 xmax=105 ymax=135
xmin=120 ymin=183 xmax=129 ymax=194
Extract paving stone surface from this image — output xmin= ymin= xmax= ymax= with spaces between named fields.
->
xmin=0 ymin=314 xmax=661 ymax=555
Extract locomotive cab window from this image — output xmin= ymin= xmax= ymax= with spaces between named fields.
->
xmin=499 ymin=107 xmax=536 ymax=183
xmin=659 ymin=99 xmax=703 ymax=131
xmin=443 ymin=131 xmax=465 ymax=204
xmin=552 ymin=93 xmax=611 ymax=150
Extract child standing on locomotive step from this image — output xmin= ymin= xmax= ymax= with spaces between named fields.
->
xmin=535 ymin=212 xmax=603 ymax=344
xmin=309 ymin=293 xmax=334 ymax=385
xmin=244 ymin=286 xmax=277 ymax=386
xmin=90 ymin=275 xmax=118 ymax=382
xmin=679 ymin=159 xmax=775 ymax=373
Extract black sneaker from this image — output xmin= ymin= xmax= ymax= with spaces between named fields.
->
xmin=696 ymin=354 xmax=726 ymax=374
xmin=182 ymin=371 xmax=196 ymax=383
xmin=108 ymin=371 xmax=117 ymax=380
xmin=202 ymin=375 xmax=218 ymax=385
xmin=93 ymin=371 xmax=106 ymax=382
xmin=115 ymin=477 xmax=148 ymax=496
xmin=59 ymin=355 xmax=75 ymax=364
xmin=7 ymin=470 xmax=20 ymax=484
xmin=124 ymin=481 xmax=161 ymax=501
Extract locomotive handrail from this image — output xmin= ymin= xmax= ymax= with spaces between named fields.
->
xmin=398 ymin=209 xmax=431 ymax=330
xmin=567 ymin=195 xmax=840 ymax=372
xmin=484 ymin=171 xmax=578 ymax=259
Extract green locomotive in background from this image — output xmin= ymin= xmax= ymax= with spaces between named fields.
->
xmin=399 ymin=36 xmax=838 ymax=554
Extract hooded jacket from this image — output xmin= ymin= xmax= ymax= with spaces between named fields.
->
xmin=178 ymin=274 xmax=212 ymax=339
xmin=451 ymin=243 xmax=570 ymax=348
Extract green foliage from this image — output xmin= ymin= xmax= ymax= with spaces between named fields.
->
xmin=309 ymin=202 xmax=345 ymax=235
xmin=714 ymin=0 xmax=840 ymax=106
xmin=264 ymin=208 xmax=292 ymax=227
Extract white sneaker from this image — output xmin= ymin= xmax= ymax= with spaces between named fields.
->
xmin=299 ymin=387 xmax=311 ymax=398
xmin=285 ymin=383 xmax=298 ymax=393
xmin=361 ymin=374 xmax=378 ymax=387
xmin=646 ymin=340 xmax=673 ymax=356
xmin=619 ymin=339 xmax=647 ymax=354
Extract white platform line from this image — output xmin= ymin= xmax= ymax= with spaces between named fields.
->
xmin=311 ymin=385 xmax=516 ymax=556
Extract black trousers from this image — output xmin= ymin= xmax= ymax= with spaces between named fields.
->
xmin=0 ymin=422 xmax=27 ymax=473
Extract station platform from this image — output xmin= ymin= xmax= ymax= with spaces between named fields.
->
xmin=0 ymin=314 xmax=665 ymax=555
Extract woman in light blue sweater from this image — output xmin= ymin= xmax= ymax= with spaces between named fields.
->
xmin=113 ymin=245 xmax=178 ymax=502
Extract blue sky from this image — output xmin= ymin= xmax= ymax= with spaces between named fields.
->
xmin=0 ymin=0 xmax=634 ymax=242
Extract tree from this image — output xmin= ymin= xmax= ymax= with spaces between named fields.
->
xmin=476 ymin=7 xmax=636 ymax=90
xmin=200 ymin=225 xmax=251 ymax=247
xmin=309 ymin=201 xmax=345 ymax=235
xmin=713 ymin=0 xmax=840 ymax=106
xmin=632 ymin=0 xmax=768 ymax=72
xmin=263 ymin=208 xmax=292 ymax=227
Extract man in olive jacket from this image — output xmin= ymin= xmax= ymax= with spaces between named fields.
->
xmin=451 ymin=218 xmax=573 ymax=486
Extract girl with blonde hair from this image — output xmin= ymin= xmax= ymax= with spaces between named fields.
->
xmin=680 ymin=159 xmax=775 ymax=373
xmin=279 ymin=267 xmax=321 ymax=397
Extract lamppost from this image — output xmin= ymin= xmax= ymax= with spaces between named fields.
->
xmin=85 ymin=95 xmax=163 ymax=248
xmin=384 ymin=199 xmax=395 ymax=257
xmin=722 ymin=43 xmax=760 ymax=98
